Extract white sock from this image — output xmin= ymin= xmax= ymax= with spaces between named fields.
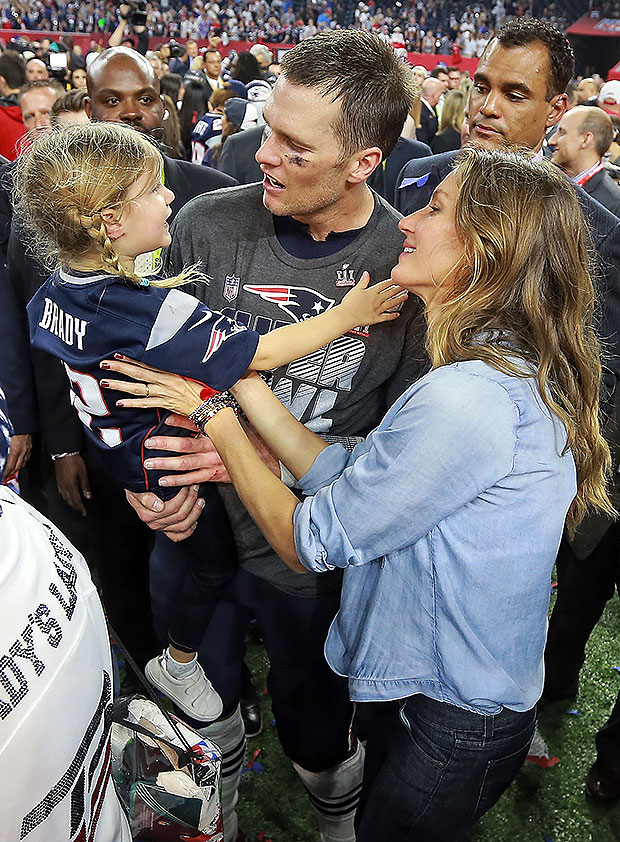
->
xmin=199 ymin=704 xmax=246 ymax=842
xmin=165 ymin=648 xmax=198 ymax=679
xmin=294 ymin=741 xmax=365 ymax=842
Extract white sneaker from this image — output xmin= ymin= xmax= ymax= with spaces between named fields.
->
xmin=145 ymin=652 xmax=224 ymax=722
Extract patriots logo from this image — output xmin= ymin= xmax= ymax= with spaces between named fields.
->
xmin=243 ymin=285 xmax=336 ymax=322
xmin=201 ymin=315 xmax=247 ymax=363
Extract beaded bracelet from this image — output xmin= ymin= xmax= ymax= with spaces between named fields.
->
xmin=188 ymin=391 xmax=239 ymax=435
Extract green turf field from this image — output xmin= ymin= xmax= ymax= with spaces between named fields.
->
xmin=238 ymin=595 xmax=620 ymax=842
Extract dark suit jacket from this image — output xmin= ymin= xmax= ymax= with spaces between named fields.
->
xmin=366 ymin=137 xmax=431 ymax=207
xmin=395 ymin=149 xmax=620 ymax=415
xmin=583 ymin=168 xmax=620 ymax=218
xmin=6 ymin=156 xmax=237 ymax=455
xmin=417 ymin=101 xmax=438 ymax=148
xmin=218 ymin=125 xmax=264 ymax=185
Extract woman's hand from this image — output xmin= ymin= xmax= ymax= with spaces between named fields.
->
xmin=338 ymin=272 xmax=408 ymax=328
xmin=99 ymin=355 xmax=204 ymax=417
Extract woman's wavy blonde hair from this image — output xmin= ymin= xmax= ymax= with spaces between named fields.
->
xmin=13 ymin=121 xmax=198 ymax=289
xmin=427 ymin=146 xmax=613 ymax=533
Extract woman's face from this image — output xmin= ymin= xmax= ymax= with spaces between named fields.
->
xmin=391 ymin=172 xmax=465 ymax=317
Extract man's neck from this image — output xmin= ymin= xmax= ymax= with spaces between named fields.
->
xmin=566 ymin=153 xmax=600 ymax=180
xmin=292 ymin=184 xmax=375 ymax=242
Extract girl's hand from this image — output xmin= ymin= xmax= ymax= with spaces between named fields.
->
xmin=99 ymin=355 xmax=204 ymax=417
xmin=339 ymin=272 xmax=408 ymax=328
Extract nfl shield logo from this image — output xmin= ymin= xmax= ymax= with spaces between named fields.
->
xmin=224 ymin=274 xmax=240 ymax=302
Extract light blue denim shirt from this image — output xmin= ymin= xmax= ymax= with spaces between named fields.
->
xmin=294 ymin=359 xmax=577 ymax=714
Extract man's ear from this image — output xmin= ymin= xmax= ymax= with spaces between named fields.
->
xmin=100 ymin=207 xmax=124 ymax=239
xmin=546 ymin=92 xmax=568 ymax=130
xmin=85 ymin=96 xmax=92 ymax=119
xmin=347 ymin=147 xmax=383 ymax=184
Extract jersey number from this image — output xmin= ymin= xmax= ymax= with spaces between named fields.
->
xmin=63 ymin=364 xmax=123 ymax=448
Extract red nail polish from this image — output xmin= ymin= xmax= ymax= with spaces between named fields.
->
xmin=114 ymin=353 xmax=125 ymax=360
xmin=100 ymin=380 xmax=110 ymax=388
xmin=100 ymin=361 xmax=110 ymax=369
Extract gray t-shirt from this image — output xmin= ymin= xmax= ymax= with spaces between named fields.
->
xmin=164 ymin=183 xmax=429 ymax=595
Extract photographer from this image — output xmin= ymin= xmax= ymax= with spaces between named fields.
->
xmin=108 ymin=3 xmax=148 ymax=56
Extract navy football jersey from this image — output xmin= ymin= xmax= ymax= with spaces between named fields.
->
xmin=27 ymin=268 xmax=259 ymax=492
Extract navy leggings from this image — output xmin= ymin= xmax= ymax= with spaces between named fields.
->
xmin=150 ymin=538 xmax=354 ymax=772
xmin=158 ymin=483 xmax=238 ymax=653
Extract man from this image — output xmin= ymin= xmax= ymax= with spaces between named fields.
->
xmin=6 ymin=46 xmax=236 ymax=681
xmin=203 ymin=47 xmax=225 ymax=96
xmin=396 ymin=18 xmax=620 ymax=803
xmin=25 ymin=57 xmax=49 ymax=82
xmin=429 ymin=65 xmax=449 ymax=92
xmin=125 ymin=29 xmax=425 ymax=842
xmin=549 ymin=106 xmax=620 ymax=217
xmin=0 ymin=51 xmax=27 ymax=160
xmin=85 ymin=48 xmax=234 ymax=219
xmin=396 ymin=19 xmax=620 ymax=399
xmin=18 ymin=79 xmax=63 ymax=131
xmin=447 ymin=65 xmax=461 ymax=89
xmin=0 ymin=390 xmax=131 ymax=842
xmin=169 ymin=39 xmax=198 ymax=76
xmin=249 ymin=43 xmax=277 ymax=84
xmin=418 ymin=76 xmax=442 ymax=146
xmin=577 ymin=76 xmax=600 ymax=107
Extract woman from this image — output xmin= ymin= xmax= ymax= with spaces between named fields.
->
xmin=431 ymin=88 xmax=466 ymax=153
xmin=101 ymin=148 xmax=612 ymax=841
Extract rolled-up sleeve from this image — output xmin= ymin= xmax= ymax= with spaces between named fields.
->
xmin=293 ymin=369 xmax=519 ymax=573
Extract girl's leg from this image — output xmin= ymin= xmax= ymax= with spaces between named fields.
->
xmin=356 ymin=694 xmax=536 ymax=842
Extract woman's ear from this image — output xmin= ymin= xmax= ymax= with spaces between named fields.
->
xmin=100 ymin=207 xmax=124 ymax=240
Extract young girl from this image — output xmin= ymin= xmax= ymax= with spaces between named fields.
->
xmin=16 ymin=121 xmax=407 ymax=722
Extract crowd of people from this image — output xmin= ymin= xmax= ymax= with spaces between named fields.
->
xmin=1 ymin=15 xmax=620 ymax=842
xmin=0 ymin=0 xmax=578 ymax=48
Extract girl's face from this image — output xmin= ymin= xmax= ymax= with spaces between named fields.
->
xmin=103 ymin=170 xmax=175 ymax=267
xmin=390 ymin=172 xmax=466 ymax=319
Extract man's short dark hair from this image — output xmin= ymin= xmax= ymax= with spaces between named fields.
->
xmin=280 ymin=30 xmax=414 ymax=159
xmin=430 ymin=66 xmax=448 ymax=79
xmin=0 ymin=51 xmax=27 ymax=90
xmin=51 ymin=88 xmax=89 ymax=118
xmin=18 ymin=79 xmax=64 ymax=103
xmin=490 ymin=19 xmax=574 ymax=99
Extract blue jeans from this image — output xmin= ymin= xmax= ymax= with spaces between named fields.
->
xmin=355 ymin=694 xmax=536 ymax=842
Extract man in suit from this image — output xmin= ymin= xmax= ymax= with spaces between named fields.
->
xmin=396 ymin=18 xmax=620 ymax=803
xmin=577 ymin=77 xmax=600 ymax=107
xmin=395 ymin=19 xmax=620 ymax=406
xmin=6 ymin=46 xmax=236 ymax=675
xmin=549 ymin=106 xmax=620 ymax=217
xmin=418 ymin=77 xmax=442 ymax=146
xmin=218 ymin=123 xmax=264 ymax=184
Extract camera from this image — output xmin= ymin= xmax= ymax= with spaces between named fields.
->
xmin=167 ymin=40 xmax=184 ymax=59
xmin=118 ymin=0 xmax=147 ymax=28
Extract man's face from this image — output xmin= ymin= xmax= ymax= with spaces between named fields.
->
xmin=72 ymin=67 xmax=87 ymax=88
xmin=469 ymin=40 xmax=566 ymax=151
xmin=26 ymin=59 xmax=49 ymax=82
xmin=448 ymin=70 xmax=460 ymax=90
xmin=20 ymin=87 xmax=58 ymax=130
xmin=87 ymin=54 xmax=164 ymax=135
xmin=435 ymin=71 xmax=449 ymax=92
xmin=548 ymin=109 xmax=585 ymax=174
xmin=186 ymin=41 xmax=198 ymax=58
xmin=204 ymin=52 xmax=222 ymax=79
xmin=256 ymin=78 xmax=357 ymax=221
xmin=576 ymin=79 xmax=595 ymax=104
